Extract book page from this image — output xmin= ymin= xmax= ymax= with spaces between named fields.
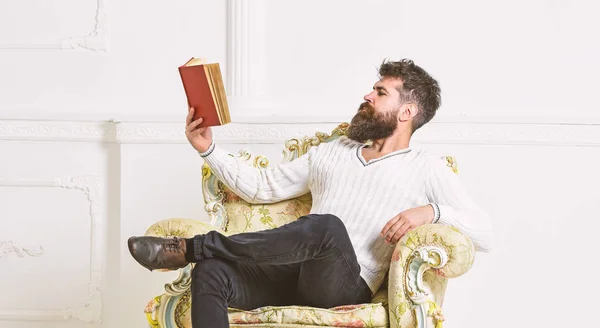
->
xmin=184 ymin=57 xmax=207 ymax=66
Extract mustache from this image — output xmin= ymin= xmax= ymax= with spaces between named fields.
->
xmin=355 ymin=102 xmax=376 ymax=119
xmin=358 ymin=102 xmax=374 ymax=112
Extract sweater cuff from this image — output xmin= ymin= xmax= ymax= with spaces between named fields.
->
xmin=198 ymin=140 xmax=216 ymax=158
xmin=429 ymin=203 xmax=441 ymax=223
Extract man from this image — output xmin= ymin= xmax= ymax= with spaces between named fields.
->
xmin=128 ymin=59 xmax=493 ymax=327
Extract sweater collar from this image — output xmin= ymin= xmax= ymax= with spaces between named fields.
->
xmin=356 ymin=144 xmax=412 ymax=166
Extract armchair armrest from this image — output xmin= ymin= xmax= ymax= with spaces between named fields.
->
xmin=143 ymin=218 xmax=229 ymax=295
xmin=388 ymin=224 xmax=475 ymax=328
xmin=143 ymin=218 xmax=228 ymax=327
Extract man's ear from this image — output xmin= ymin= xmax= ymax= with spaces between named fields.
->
xmin=398 ymin=103 xmax=418 ymax=122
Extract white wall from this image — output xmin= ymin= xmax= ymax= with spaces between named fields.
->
xmin=1 ymin=1 xmax=599 ymax=328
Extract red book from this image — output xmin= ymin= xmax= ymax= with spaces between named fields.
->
xmin=178 ymin=58 xmax=231 ymax=127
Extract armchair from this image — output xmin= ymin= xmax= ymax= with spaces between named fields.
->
xmin=140 ymin=123 xmax=475 ymax=328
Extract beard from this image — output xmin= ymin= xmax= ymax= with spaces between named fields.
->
xmin=346 ymin=102 xmax=398 ymax=143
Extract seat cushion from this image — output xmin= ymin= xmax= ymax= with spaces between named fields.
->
xmin=227 ymin=302 xmax=387 ymax=327
xmin=172 ymin=289 xmax=389 ymax=328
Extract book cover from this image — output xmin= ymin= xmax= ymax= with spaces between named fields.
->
xmin=178 ymin=58 xmax=230 ymax=127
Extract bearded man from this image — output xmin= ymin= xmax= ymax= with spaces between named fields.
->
xmin=128 ymin=59 xmax=493 ymax=328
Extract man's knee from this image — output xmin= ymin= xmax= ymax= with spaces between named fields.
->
xmin=305 ymin=214 xmax=348 ymax=240
xmin=316 ymin=214 xmax=344 ymax=229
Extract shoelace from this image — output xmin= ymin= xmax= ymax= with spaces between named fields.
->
xmin=161 ymin=237 xmax=182 ymax=253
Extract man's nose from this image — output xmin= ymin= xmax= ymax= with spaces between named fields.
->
xmin=364 ymin=92 xmax=374 ymax=103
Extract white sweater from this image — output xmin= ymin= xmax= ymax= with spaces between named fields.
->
xmin=200 ymin=136 xmax=493 ymax=294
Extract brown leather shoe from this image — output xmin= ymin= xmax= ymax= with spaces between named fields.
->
xmin=127 ymin=236 xmax=189 ymax=271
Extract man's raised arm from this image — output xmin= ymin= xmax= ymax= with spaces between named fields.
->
xmin=199 ymin=140 xmax=313 ymax=204
xmin=186 ymin=107 xmax=312 ymax=204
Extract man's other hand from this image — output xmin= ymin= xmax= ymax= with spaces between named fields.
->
xmin=380 ymin=205 xmax=435 ymax=244
xmin=186 ymin=107 xmax=213 ymax=153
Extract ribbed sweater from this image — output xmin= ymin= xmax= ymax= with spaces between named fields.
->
xmin=200 ymin=136 xmax=493 ymax=294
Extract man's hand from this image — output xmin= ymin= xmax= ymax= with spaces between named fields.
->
xmin=380 ymin=205 xmax=435 ymax=244
xmin=185 ymin=107 xmax=213 ymax=153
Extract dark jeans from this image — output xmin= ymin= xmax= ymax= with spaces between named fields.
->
xmin=189 ymin=214 xmax=372 ymax=328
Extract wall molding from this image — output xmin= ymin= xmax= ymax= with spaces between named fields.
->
xmin=0 ymin=117 xmax=599 ymax=146
xmin=225 ymin=0 xmax=268 ymax=99
xmin=413 ymin=121 xmax=600 ymax=147
xmin=0 ymin=241 xmax=44 ymax=258
xmin=0 ymin=0 xmax=107 ymax=51
xmin=0 ymin=176 xmax=103 ymax=323
xmin=226 ymin=0 xmax=249 ymax=96
xmin=115 ymin=121 xmax=345 ymax=144
xmin=115 ymin=120 xmax=600 ymax=147
xmin=0 ymin=120 xmax=116 ymax=142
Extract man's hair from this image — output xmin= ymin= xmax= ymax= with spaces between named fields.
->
xmin=378 ymin=59 xmax=441 ymax=133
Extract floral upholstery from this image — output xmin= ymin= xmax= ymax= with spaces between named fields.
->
xmin=170 ymin=298 xmax=388 ymax=328
xmin=228 ymin=303 xmax=388 ymax=327
xmin=145 ymin=288 xmax=391 ymax=328
xmin=221 ymin=184 xmax=313 ymax=234
xmin=140 ymin=123 xmax=476 ymax=328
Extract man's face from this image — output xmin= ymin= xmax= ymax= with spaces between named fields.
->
xmin=347 ymin=77 xmax=404 ymax=143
